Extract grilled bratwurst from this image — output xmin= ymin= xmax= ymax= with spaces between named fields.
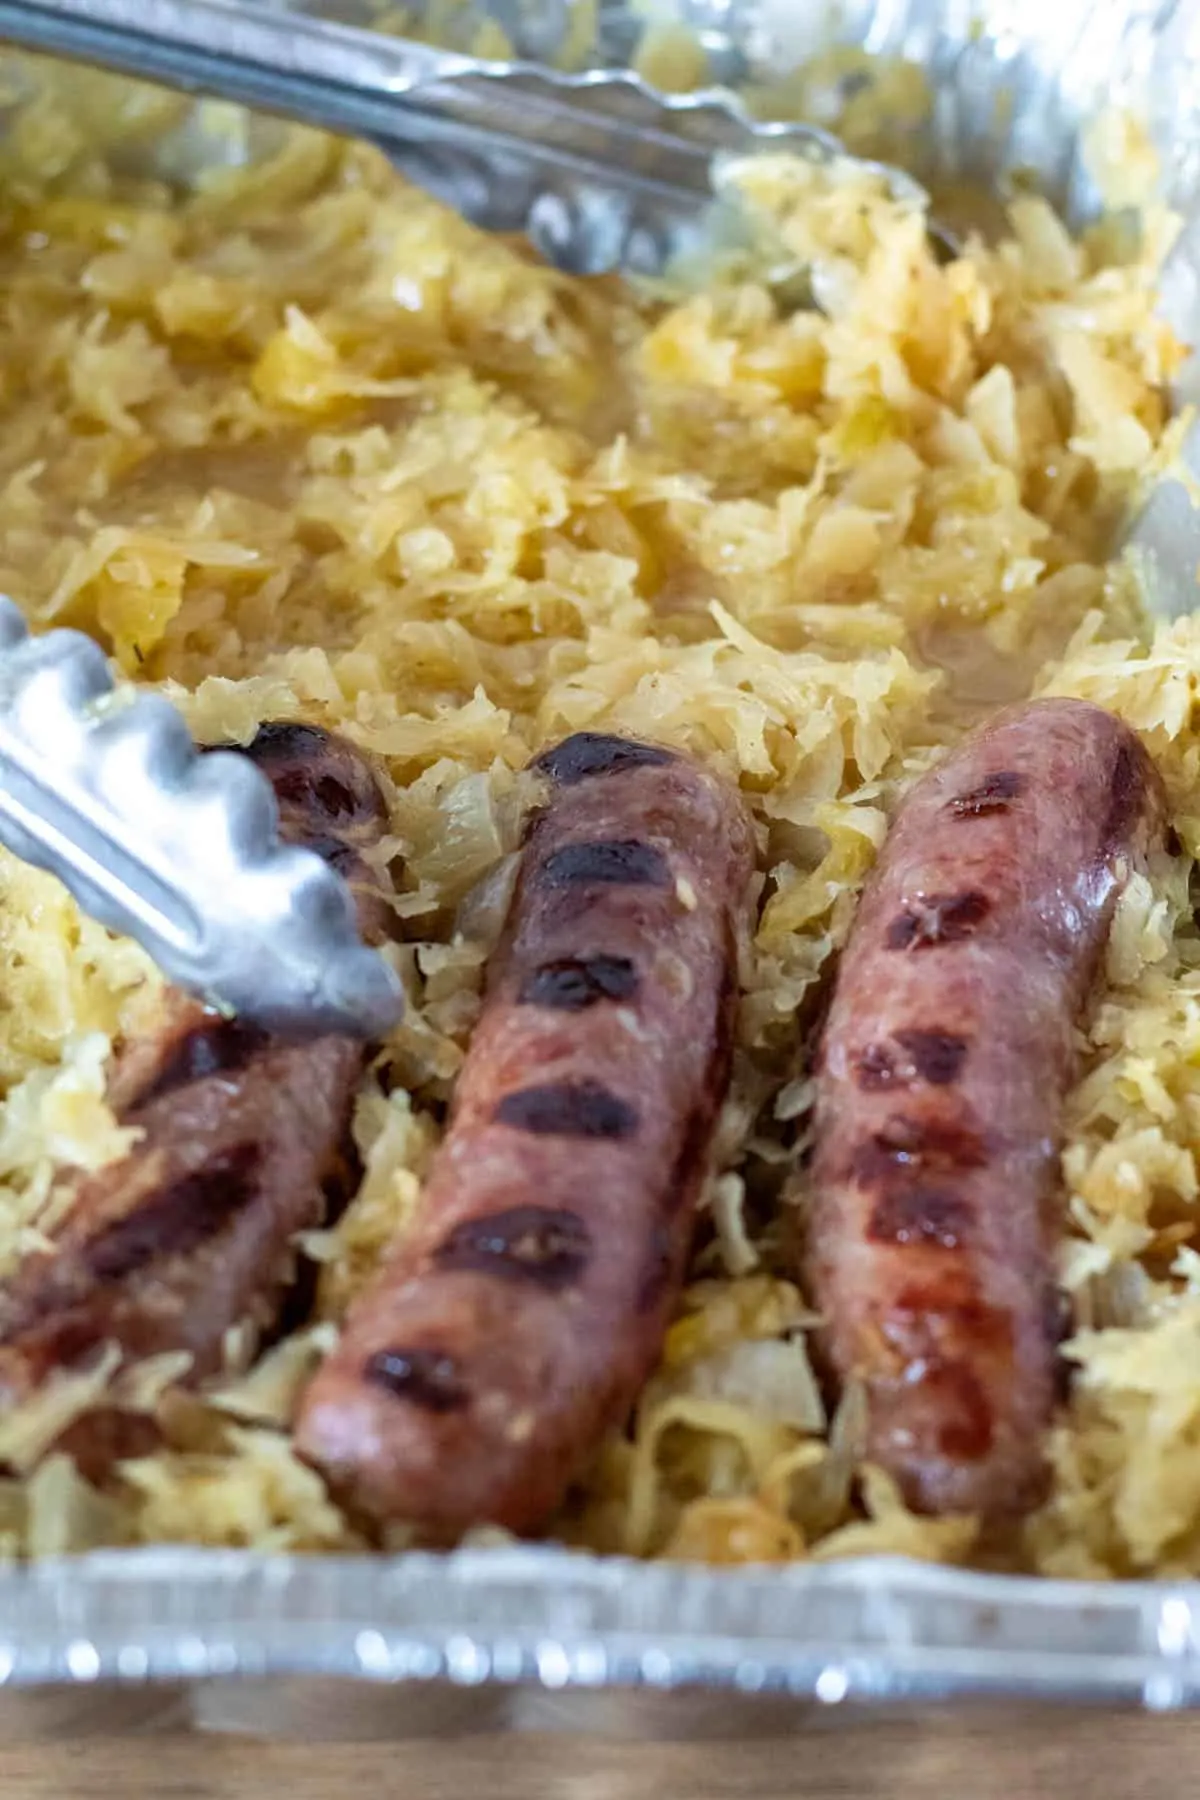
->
xmin=296 ymin=732 xmax=756 ymax=1536
xmin=806 ymin=698 xmax=1168 ymax=1521
xmin=0 ymin=723 xmax=391 ymax=1474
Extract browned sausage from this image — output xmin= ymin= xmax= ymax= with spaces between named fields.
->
xmin=0 ymin=723 xmax=392 ymax=1472
xmin=295 ymin=732 xmax=756 ymax=1537
xmin=806 ymin=698 xmax=1167 ymax=1521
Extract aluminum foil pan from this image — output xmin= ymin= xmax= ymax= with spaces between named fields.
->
xmin=6 ymin=1545 xmax=1200 ymax=1720
xmin=4 ymin=0 xmax=1200 ymax=1725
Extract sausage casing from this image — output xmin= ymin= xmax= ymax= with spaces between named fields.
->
xmin=0 ymin=723 xmax=391 ymax=1467
xmin=296 ymin=732 xmax=755 ymax=1536
xmin=806 ymin=698 xmax=1168 ymax=1520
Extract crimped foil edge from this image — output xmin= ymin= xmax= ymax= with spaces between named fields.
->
xmin=1 ymin=1547 xmax=1198 ymax=1705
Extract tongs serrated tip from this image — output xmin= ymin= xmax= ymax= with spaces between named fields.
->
xmin=0 ymin=597 xmax=404 ymax=1041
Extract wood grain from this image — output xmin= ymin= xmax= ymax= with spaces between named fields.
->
xmin=0 ymin=1704 xmax=1193 ymax=1799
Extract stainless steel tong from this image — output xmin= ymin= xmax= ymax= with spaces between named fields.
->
xmin=0 ymin=0 xmax=926 ymax=275
xmin=0 ymin=600 xmax=404 ymax=1037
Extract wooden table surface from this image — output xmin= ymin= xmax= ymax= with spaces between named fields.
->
xmin=0 ymin=1688 xmax=1187 ymax=1798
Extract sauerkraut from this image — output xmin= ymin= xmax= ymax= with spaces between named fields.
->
xmin=0 ymin=57 xmax=1196 ymax=1575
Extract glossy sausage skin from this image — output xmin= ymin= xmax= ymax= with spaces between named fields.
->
xmin=0 ymin=724 xmax=391 ymax=1470
xmin=806 ymin=698 xmax=1168 ymax=1521
xmin=296 ymin=732 xmax=756 ymax=1537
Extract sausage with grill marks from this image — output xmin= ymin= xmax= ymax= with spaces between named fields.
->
xmin=805 ymin=698 xmax=1168 ymax=1522
xmin=0 ymin=723 xmax=393 ymax=1475
xmin=295 ymin=732 xmax=756 ymax=1537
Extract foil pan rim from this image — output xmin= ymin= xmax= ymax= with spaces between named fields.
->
xmin=1 ymin=1546 xmax=1199 ymax=1703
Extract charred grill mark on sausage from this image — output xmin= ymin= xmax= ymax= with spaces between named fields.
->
xmin=363 ymin=1348 xmax=470 ymax=1412
xmin=0 ymin=1144 xmax=263 ymax=1347
xmin=896 ymin=1030 xmax=969 ymax=1085
xmin=877 ymin=1281 xmax=1012 ymax=1459
xmin=433 ymin=1206 xmax=592 ymax=1290
xmin=885 ymin=890 xmax=991 ymax=951
xmin=890 ymin=1282 xmax=1015 ymax=1352
xmin=867 ymin=1187 xmax=971 ymax=1249
xmin=850 ymin=1116 xmax=989 ymax=1186
xmin=303 ymin=773 xmax=360 ymax=822
xmin=493 ymin=1081 xmax=639 ymax=1140
xmin=536 ymin=840 xmax=672 ymax=890
xmin=922 ymin=1361 xmax=994 ymax=1460
xmin=232 ymin=723 xmax=394 ymax=945
xmin=534 ymin=733 xmax=677 ymax=786
xmin=852 ymin=1044 xmax=902 ymax=1091
xmin=853 ymin=1031 xmax=970 ymax=1091
xmin=84 ymin=1145 xmax=263 ymax=1284
xmin=11 ymin=1314 xmax=107 ymax=1375
xmin=238 ymin=722 xmax=387 ymax=832
xmin=125 ymin=1020 xmax=272 ymax=1114
xmin=853 ymin=1115 xmax=986 ymax=1249
xmin=244 ymin=721 xmax=331 ymax=761
xmin=946 ymin=771 xmax=1024 ymax=818
xmin=517 ymin=955 xmax=639 ymax=1011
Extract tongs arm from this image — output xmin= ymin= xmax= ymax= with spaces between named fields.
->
xmin=0 ymin=0 xmax=916 ymax=275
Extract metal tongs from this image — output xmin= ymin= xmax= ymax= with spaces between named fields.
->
xmin=0 ymin=0 xmax=928 ymax=275
xmin=0 ymin=600 xmax=404 ymax=1038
